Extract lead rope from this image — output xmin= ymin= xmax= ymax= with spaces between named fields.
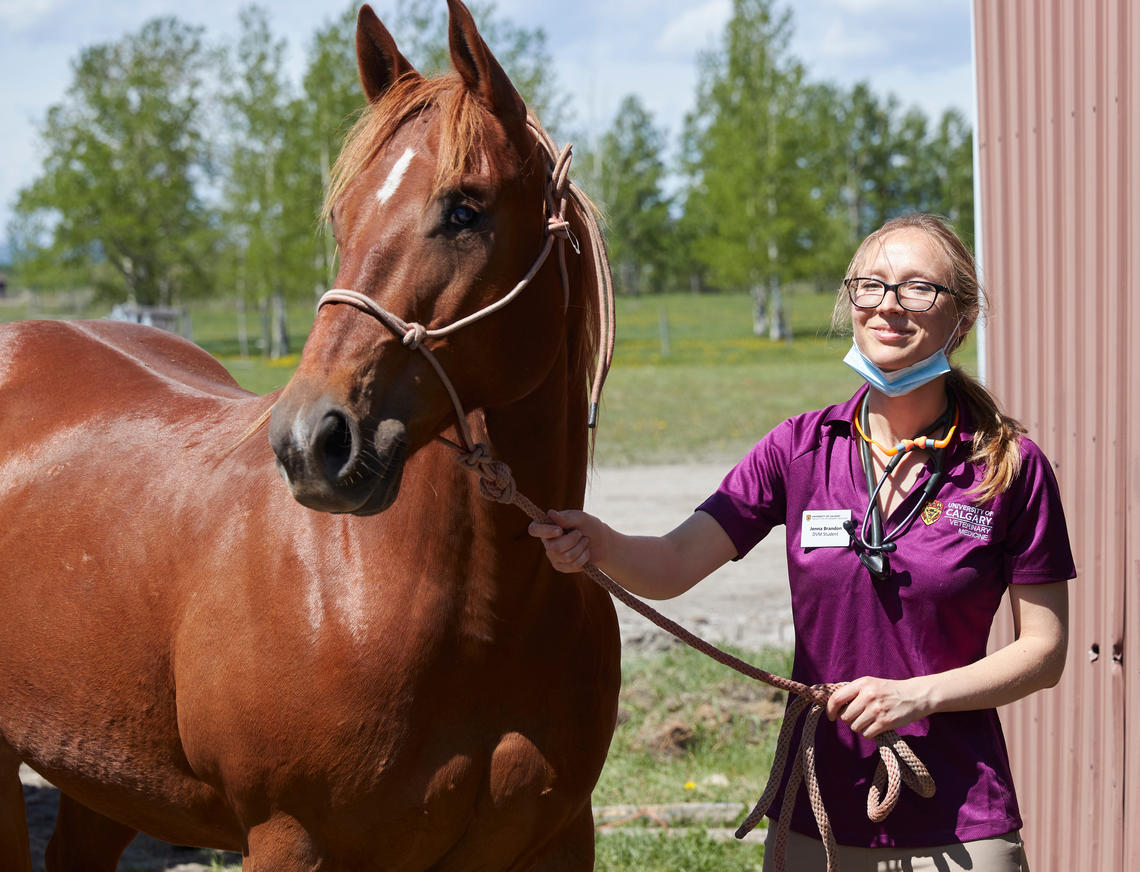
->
xmin=317 ymin=125 xmax=932 ymax=872
xmin=454 ymin=444 xmax=936 ymax=872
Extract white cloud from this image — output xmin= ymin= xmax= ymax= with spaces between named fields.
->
xmin=0 ymin=0 xmax=63 ymax=31
xmin=656 ymin=0 xmax=732 ymax=57
xmin=831 ymin=0 xmax=917 ymax=12
xmin=806 ymin=19 xmax=891 ymax=63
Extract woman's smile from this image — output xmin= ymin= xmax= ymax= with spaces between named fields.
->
xmin=867 ymin=322 xmax=914 ymax=344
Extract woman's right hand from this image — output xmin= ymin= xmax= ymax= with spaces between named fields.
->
xmin=528 ymin=509 xmax=609 ymax=573
xmin=529 ymin=509 xmax=736 ymax=600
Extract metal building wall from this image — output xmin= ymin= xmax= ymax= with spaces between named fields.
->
xmin=973 ymin=2 xmax=1138 ymax=870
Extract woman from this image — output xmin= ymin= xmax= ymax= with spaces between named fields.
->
xmin=529 ymin=214 xmax=1073 ymax=871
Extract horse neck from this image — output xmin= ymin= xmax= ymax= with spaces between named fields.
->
xmin=375 ymin=319 xmax=590 ymax=645
xmin=481 ymin=316 xmax=589 ymax=516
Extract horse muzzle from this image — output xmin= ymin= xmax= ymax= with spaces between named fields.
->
xmin=269 ymin=396 xmax=407 ymax=515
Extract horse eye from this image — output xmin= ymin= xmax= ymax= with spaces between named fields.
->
xmin=448 ymin=205 xmax=479 ymax=229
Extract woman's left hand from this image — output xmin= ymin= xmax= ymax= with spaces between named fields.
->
xmin=825 ymin=676 xmax=933 ymax=738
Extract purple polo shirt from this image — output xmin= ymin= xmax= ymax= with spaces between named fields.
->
xmin=697 ymin=385 xmax=1075 ymax=848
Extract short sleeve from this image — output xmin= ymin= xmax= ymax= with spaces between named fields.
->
xmin=1002 ymin=439 xmax=1077 ymax=584
xmin=695 ymin=420 xmax=792 ymax=559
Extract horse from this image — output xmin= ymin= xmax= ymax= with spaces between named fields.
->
xmin=0 ymin=2 xmax=621 ymax=868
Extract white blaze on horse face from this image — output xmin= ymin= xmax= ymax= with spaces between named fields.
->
xmin=375 ymin=148 xmax=416 ymax=206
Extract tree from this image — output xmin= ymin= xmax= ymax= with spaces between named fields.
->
xmin=220 ymin=5 xmax=299 ymax=357
xmin=924 ymin=108 xmax=975 ymax=248
xmin=292 ymin=5 xmax=370 ymax=296
xmin=679 ymin=0 xmax=829 ymax=338
xmin=12 ymin=18 xmax=217 ymax=306
xmin=827 ymin=84 xmax=975 ymax=253
xmin=579 ymin=95 xmax=675 ymax=296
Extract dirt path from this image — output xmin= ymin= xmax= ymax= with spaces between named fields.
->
xmin=585 ymin=463 xmax=793 ymax=654
xmin=19 ymin=463 xmax=793 ymax=870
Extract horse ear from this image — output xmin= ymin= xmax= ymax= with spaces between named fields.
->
xmin=356 ymin=4 xmax=421 ymax=103
xmin=446 ymin=0 xmax=528 ymax=135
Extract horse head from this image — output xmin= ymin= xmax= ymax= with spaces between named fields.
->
xmin=270 ymin=0 xmax=606 ymax=515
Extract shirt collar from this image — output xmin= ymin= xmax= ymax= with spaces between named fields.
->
xmin=821 ymin=384 xmax=869 ymax=436
xmin=822 ymin=382 xmax=978 ymax=452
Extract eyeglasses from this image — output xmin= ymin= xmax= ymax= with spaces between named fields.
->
xmin=843 ymin=277 xmax=950 ymax=313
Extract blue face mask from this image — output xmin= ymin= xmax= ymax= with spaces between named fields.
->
xmin=843 ymin=320 xmax=961 ymax=398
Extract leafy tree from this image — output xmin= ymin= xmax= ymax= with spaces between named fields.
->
xmin=292 ymin=5 xmax=369 ymax=294
xmin=794 ymin=80 xmax=857 ymax=288
xmin=579 ymin=95 xmax=675 ymax=296
xmin=829 ymin=82 xmax=897 ymax=248
xmin=220 ymin=5 xmax=300 ymax=357
xmin=679 ymin=0 xmax=829 ymax=337
xmin=923 ymin=108 xmax=975 ymax=248
xmin=827 ymin=85 xmax=975 ymax=253
xmin=12 ymin=18 xmax=217 ymax=307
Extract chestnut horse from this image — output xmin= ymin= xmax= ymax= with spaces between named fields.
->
xmin=0 ymin=2 xmax=620 ymax=869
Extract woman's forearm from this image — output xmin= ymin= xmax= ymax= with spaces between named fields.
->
xmin=914 ymin=629 xmax=1067 ymax=715
xmin=829 ymin=581 xmax=1069 ymax=737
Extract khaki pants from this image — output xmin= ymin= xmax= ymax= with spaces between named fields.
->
xmin=762 ymin=827 xmax=1029 ymax=871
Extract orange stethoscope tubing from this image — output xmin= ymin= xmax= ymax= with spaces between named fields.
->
xmin=853 ymin=402 xmax=959 ymax=456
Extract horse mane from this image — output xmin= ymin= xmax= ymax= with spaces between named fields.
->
xmin=325 ymin=74 xmax=606 ymax=436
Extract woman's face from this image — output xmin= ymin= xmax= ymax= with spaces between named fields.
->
xmin=850 ymin=228 xmax=964 ymax=372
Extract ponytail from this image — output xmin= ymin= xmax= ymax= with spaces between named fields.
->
xmin=948 ymin=367 xmax=1025 ymax=503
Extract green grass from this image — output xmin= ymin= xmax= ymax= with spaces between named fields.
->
xmin=594 ymin=291 xmax=859 ymax=464
xmin=595 ymin=644 xmax=792 ymax=807
xmin=590 ymin=644 xmax=792 ymax=870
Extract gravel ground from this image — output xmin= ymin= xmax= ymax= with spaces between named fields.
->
xmin=584 ymin=463 xmax=793 ymax=654
xmin=18 ymin=463 xmax=793 ymax=870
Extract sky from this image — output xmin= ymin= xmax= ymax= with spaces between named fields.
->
xmin=0 ymin=0 xmax=974 ymax=247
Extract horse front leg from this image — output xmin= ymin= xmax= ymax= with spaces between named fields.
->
xmin=45 ymin=792 xmax=137 ymax=872
xmin=244 ymin=814 xmax=321 ymax=872
xmin=528 ymin=802 xmax=595 ymax=872
xmin=0 ymin=743 xmax=33 ymax=872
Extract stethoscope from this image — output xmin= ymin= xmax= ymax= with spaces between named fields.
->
xmin=843 ymin=393 xmax=959 ymax=580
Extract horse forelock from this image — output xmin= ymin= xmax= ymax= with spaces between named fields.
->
xmin=325 ymin=74 xmax=494 ymax=219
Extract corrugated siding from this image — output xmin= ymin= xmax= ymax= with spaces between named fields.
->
xmin=973 ymin=2 xmax=1138 ymax=870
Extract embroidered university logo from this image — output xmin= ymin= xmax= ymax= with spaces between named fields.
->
xmin=945 ymin=501 xmax=995 ymax=542
xmin=921 ymin=499 xmax=943 ymax=526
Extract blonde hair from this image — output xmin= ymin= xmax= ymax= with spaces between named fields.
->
xmin=831 ymin=213 xmax=1025 ymax=503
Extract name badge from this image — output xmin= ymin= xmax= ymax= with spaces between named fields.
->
xmin=800 ymin=509 xmax=852 ymax=548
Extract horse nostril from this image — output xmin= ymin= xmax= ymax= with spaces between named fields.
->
xmin=313 ymin=410 xmax=356 ymax=483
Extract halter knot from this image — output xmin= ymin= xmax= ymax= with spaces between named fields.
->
xmin=547 ymin=215 xmax=581 ymax=254
xmin=477 ymin=462 xmax=517 ymax=504
xmin=547 ymin=216 xmax=571 ymax=237
xmin=402 ymin=323 xmax=427 ymax=349
xmin=455 ymin=444 xmax=517 ymax=504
